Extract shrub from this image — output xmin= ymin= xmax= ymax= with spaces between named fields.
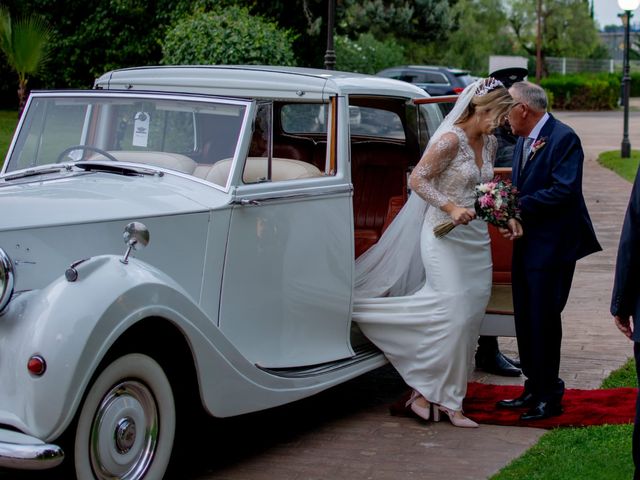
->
xmin=335 ymin=33 xmax=405 ymax=74
xmin=540 ymin=74 xmax=619 ymax=110
xmin=162 ymin=6 xmax=297 ymax=66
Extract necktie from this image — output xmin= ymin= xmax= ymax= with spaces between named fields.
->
xmin=521 ymin=137 xmax=534 ymax=170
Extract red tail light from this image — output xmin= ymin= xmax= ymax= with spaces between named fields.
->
xmin=453 ymin=87 xmax=464 ymax=94
xmin=27 ymin=355 xmax=46 ymax=376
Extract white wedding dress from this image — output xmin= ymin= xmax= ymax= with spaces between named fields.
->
xmin=353 ymin=126 xmax=495 ymax=411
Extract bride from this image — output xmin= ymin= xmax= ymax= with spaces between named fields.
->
xmin=353 ymin=77 xmax=517 ymax=428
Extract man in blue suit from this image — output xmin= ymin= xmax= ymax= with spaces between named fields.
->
xmin=611 ymin=165 xmax=640 ymax=477
xmin=497 ymin=81 xmax=601 ymax=420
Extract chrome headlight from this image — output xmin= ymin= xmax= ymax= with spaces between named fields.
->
xmin=0 ymin=248 xmax=15 ymax=313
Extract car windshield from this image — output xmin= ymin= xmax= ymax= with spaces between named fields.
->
xmin=4 ymin=93 xmax=249 ymax=186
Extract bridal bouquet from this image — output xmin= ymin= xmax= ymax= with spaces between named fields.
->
xmin=433 ymin=178 xmax=521 ymax=238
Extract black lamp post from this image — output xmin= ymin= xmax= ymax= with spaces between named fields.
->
xmin=619 ymin=0 xmax=640 ymax=158
xmin=324 ymin=0 xmax=336 ymax=70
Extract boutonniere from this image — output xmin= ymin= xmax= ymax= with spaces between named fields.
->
xmin=529 ymin=137 xmax=547 ymax=158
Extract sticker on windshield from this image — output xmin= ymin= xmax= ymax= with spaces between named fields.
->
xmin=132 ymin=112 xmax=150 ymax=147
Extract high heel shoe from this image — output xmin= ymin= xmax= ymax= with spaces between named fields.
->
xmin=405 ymin=390 xmax=431 ymax=421
xmin=433 ymin=404 xmax=478 ymax=428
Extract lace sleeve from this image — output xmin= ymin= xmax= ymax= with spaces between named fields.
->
xmin=409 ymin=132 xmax=459 ymax=207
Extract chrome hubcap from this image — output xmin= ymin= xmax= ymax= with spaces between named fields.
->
xmin=115 ymin=417 xmax=137 ymax=454
xmin=90 ymin=381 xmax=158 ymax=480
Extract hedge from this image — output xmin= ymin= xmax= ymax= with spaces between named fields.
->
xmin=162 ymin=6 xmax=297 ymax=67
xmin=540 ymin=74 xmax=619 ymax=110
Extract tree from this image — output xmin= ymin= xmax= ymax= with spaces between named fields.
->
xmin=508 ymin=0 xmax=603 ymax=78
xmin=1 ymin=0 xmax=196 ymax=89
xmin=339 ymin=0 xmax=451 ymax=42
xmin=440 ymin=0 xmax=513 ymax=74
xmin=243 ymin=0 xmax=452 ymax=68
xmin=335 ymin=32 xmax=405 ymax=73
xmin=162 ymin=6 xmax=297 ymax=66
xmin=0 ymin=5 xmax=51 ymax=114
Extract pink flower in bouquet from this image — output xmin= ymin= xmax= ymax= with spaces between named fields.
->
xmin=478 ymin=194 xmax=494 ymax=208
xmin=433 ymin=177 xmax=520 ymax=238
xmin=473 ymin=177 xmax=521 ymax=229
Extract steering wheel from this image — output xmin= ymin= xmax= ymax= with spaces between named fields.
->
xmin=56 ymin=145 xmax=119 ymax=163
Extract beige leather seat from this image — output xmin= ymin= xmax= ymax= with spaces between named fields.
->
xmin=200 ymin=157 xmax=322 ymax=185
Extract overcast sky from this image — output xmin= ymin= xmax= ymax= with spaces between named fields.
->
xmin=594 ymin=0 xmax=637 ymax=28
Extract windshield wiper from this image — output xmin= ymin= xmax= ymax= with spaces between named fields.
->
xmin=2 ymin=165 xmax=66 ymax=181
xmin=74 ymin=161 xmax=163 ymax=177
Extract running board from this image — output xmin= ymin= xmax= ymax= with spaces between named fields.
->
xmin=257 ymin=343 xmax=382 ymax=378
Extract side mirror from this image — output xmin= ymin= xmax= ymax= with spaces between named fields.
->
xmin=121 ymin=222 xmax=150 ymax=264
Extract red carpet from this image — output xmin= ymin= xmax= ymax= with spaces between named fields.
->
xmin=390 ymin=382 xmax=637 ymax=429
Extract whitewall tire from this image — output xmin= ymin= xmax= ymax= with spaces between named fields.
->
xmin=74 ymin=353 xmax=176 ymax=480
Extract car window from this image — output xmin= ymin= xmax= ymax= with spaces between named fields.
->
xmin=242 ymin=102 xmax=328 ymax=182
xmin=281 ymin=104 xmax=328 ymax=134
xmin=114 ymin=107 xmax=196 ymax=153
xmin=5 ymin=94 xmax=249 ymax=188
xmin=411 ymin=72 xmax=449 ymax=85
xmin=377 ymin=69 xmax=403 ymax=80
xmin=350 ymin=106 xmax=405 ymax=140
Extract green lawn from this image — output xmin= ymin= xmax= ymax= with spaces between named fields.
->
xmin=598 ymin=150 xmax=640 ymax=182
xmin=492 ymin=424 xmax=634 ymax=480
xmin=602 ymin=357 xmax=638 ymax=389
xmin=493 ymin=151 xmax=639 ymax=480
xmin=492 ymin=358 xmax=637 ymax=480
xmin=0 ymin=110 xmax=18 ymax=167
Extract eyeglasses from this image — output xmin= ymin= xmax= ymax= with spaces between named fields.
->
xmin=506 ymin=102 xmax=525 ymax=118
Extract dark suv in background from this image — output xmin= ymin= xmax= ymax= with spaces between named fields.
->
xmin=377 ymin=65 xmax=475 ymax=96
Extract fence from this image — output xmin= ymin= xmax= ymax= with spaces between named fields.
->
xmin=546 ymin=56 xmax=640 ymax=74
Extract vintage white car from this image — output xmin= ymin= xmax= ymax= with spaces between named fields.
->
xmin=0 ymin=66 xmax=514 ymax=479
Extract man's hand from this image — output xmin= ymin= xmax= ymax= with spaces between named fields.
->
xmin=614 ymin=315 xmax=634 ymax=340
xmin=499 ymin=218 xmax=523 ymax=240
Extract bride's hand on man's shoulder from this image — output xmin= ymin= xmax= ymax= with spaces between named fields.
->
xmin=499 ymin=218 xmax=523 ymax=240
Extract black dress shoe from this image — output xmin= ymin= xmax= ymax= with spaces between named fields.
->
xmin=475 ymin=350 xmax=522 ymax=377
xmin=520 ymin=401 xmax=563 ymax=421
xmin=496 ymin=392 xmax=535 ymax=409
xmin=502 ymin=353 xmax=521 ymax=368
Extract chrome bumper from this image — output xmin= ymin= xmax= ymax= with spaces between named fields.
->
xmin=0 ymin=428 xmax=64 ymax=470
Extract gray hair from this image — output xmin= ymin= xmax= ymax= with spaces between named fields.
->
xmin=510 ymin=81 xmax=548 ymax=112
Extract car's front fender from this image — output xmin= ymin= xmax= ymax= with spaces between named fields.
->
xmin=0 ymin=254 xmax=207 ymax=441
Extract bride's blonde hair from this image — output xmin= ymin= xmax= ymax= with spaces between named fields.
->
xmin=455 ymin=79 xmax=514 ymax=131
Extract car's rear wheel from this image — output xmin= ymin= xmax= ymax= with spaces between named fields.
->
xmin=74 ymin=353 xmax=176 ymax=480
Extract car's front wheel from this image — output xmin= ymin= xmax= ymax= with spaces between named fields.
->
xmin=74 ymin=353 xmax=176 ymax=480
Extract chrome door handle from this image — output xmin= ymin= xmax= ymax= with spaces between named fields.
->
xmin=238 ymin=198 xmax=262 ymax=206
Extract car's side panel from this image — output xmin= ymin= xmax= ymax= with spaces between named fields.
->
xmin=0 ymin=253 xmax=385 ymax=442
xmin=219 ymin=189 xmax=355 ymax=368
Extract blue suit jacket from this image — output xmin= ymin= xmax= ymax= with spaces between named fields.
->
xmin=611 ymin=166 xmax=640 ymax=340
xmin=512 ymin=114 xmax=601 ymax=269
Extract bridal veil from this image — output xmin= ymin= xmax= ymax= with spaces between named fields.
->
xmin=354 ymin=79 xmax=484 ymax=299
